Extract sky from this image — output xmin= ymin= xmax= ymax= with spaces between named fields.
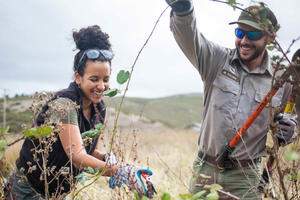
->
xmin=0 ymin=0 xmax=299 ymax=98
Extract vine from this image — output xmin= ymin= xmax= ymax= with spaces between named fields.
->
xmin=1 ymin=0 xmax=300 ymax=199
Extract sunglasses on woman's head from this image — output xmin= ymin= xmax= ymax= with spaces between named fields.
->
xmin=78 ymin=49 xmax=114 ymax=68
xmin=235 ymin=28 xmax=264 ymax=41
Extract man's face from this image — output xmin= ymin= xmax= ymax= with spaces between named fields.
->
xmin=235 ymin=24 xmax=268 ymax=63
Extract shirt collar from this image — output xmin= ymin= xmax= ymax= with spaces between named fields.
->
xmin=230 ymin=49 xmax=273 ymax=75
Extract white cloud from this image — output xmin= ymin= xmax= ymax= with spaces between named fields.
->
xmin=0 ymin=0 xmax=299 ymax=98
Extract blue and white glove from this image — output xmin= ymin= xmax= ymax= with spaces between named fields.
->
xmin=276 ymin=118 xmax=297 ymax=146
xmin=109 ymin=165 xmax=153 ymax=197
xmin=104 ymin=153 xmax=118 ymax=165
xmin=165 ymin=0 xmax=193 ymax=16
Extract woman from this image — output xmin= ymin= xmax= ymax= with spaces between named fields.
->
xmin=4 ymin=25 xmax=152 ymax=199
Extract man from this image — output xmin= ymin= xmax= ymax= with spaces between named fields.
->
xmin=164 ymin=0 xmax=297 ymax=199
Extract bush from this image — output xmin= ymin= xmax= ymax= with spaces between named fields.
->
xmin=0 ymin=109 xmax=32 ymax=134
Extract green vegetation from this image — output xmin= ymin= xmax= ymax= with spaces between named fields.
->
xmin=0 ymin=109 xmax=32 ymax=133
xmin=81 ymin=123 xmax=105 ymax=139
xmin=0 ymin=94 xmax=30 ymax=102
xmin=105 ymin=93 xmax=204 ymax=129
xmin=0 ymin=93 xmax=204 ymax=134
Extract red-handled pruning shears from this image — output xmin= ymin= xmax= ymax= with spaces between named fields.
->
xmin=216 ymin=49 xmax=300 ymax=170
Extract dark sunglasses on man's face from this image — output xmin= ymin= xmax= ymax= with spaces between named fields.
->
xmin=78 ymin=49 xmax=114 ymax=68
xmin=235 ymin=28 xmax=264 ymax=41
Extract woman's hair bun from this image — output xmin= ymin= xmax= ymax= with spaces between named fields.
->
xmin=73 ymin=25 xmax=111 ymax=51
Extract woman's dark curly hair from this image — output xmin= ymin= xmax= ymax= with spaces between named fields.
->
xmin=73 ymin=25 xmax=113 ymax=76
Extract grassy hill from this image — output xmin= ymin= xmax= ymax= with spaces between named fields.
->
xmin=0 ymin=96 xmax=33 ymax=133
xmin=105 ymin=93 xmax=204 ymax=129
xmin=0 ymin=93 xmax=204 ymax=132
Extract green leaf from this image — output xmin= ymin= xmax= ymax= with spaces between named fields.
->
xmin=81 ymin=125 xmax=104 ymax=139
xmin=103 ymin=88 xmax=121 ymax=97
xmin=199 ymin=173 xmax=211 ymax=179
xmin=117 ymin=70 xmax=130 ymax=84
xmin=0 ymin=141 xmax=8 ymax=160
xmin=179 ymin=194 xmax=193 ymax=200
xmin=87 ymin=129 xmax=96 ymax=137
xmin=0 ymin=126 xmax=10 ymax=135
xmin=192 ymin=190 xmax=206 ymax=199
xmin=205 ymin=191 xmax=219 ymax=200
xmin=284 ymin=151 xmax=300 ymax=161
xmin=134 ymin=190 xmax=139 ymax=200
xmin=204 ymin=184 xmax=223 ymax=191
xmin=94 ymin=166 xmax=101 ymax=174
xmin=290 ymin=173 xmax=300 ymax=181
xmin=87 ymin=166 xmax=95 ymax=174
xmin=162 ymin=193 xmax=171 ymax=200
xmin=141 ymin=196 xmax=149 ymax=200
xmin=37 ymin=126 xmax=53 ymax=137
xmin=227 ymin=0 xmax=238 ymax=9
xmin=75 ymin=172 xmax=86 ymax=180
xmin=24 ymin=128 xmax=38 ymax=138
xmin=91 ymin=131 xmax=100 ymax=138
xmin=81 ymin=130 xmax=95 ymax=139
xmin=0 ymin=151 xmax=3 ymax=160
xmin=24 ymin=126 xmax=53 ymax=138
xmin=95 ymin=123 xmax=104 ymax=131
xmin=227 ymin=0 xmax=236 ymax=4
xmin=0 ymin=140 xmax=8 ymax=150
xmin=271 ymin=55 xmax=280 ymax=62
xmin=267 ymin=45 xmax=275 ymax=51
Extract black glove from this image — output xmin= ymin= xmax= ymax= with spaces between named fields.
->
xmin=276 ymin=118 xmax=297 ymax=146
xmin=165 ymin=0 xmax=193 ymax=16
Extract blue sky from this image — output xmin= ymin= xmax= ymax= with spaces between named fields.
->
xmin=0 ymin=0 xmax=299 ymax=98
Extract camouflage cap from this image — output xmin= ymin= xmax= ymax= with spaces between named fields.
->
xmin=229 ymin=6 xmax=278 ymax=32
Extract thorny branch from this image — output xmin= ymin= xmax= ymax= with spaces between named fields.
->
xmin=108 ymin=5 xmax=169 ymax=153
xmin=216 ymin=189 xmax=240 ymax=200
xmin=7 ymin=136 xmax=24 ymax=147
xmin=267 ymin=36 xmax=300 ymax=200
xmin=211 ymin=0 xmax=244 ymax=9
xmin=74 ymin=6 xmax=170 ymax=196
xmin=211 ymin=1 xmax=300 ymax=199
xmin=2 ymin=1 xmax=300 ymax=199
xmin=268 ymin=52 xmax=285 ymax=199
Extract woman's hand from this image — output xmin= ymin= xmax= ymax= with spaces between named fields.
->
xmin=109 ymin=165 xmax=154 ymax=198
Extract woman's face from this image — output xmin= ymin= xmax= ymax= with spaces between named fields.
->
xmin=75 ymin=60 xmax=110 ymax=106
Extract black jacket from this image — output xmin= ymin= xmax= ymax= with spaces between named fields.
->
xmin=16 ymin=82 xmax=106 ymax=197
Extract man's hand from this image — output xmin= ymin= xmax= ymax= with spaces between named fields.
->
xmin=165 ymin=0 xmax=193 ymax=16
xmin=276 ymin=118 xmax=297 ymax=146
xmin=109 ymin=165 xmax=153 ymax=198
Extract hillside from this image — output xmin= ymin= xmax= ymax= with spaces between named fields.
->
xmin=106 ymin=93 xmax=204 ymax=128
xmin=0 ymin=93 xmax=204 ymax=132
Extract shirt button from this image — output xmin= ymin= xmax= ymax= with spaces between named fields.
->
xmin=238 ymin=109 xmax=242 ymax=113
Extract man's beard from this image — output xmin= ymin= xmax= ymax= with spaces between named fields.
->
xmin=237 ymin=40 xmax=267 ymax=63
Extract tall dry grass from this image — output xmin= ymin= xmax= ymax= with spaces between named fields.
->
xmin=1 ymin=134 xmax=23 ymax=178
xmin=3 ymin=129 xmax=298 ymax=199
xmin=1 ymin=129 xmax=199 ymax=199
xmin=71 ymin=129 xmax=199 ymax=200
xmin=72 ymin=129 xmax=299 ymax=200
